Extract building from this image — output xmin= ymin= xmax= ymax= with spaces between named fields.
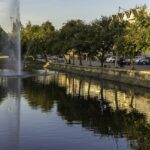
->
xmin=112 ymin=7 xmax=150 ymax=23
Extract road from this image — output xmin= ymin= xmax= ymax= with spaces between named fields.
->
xmin=59 ymin=60 xmax=150 ymax=71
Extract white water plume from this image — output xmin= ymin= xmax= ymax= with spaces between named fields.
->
xmin=0 ymin=0 xmax=21 ymax=76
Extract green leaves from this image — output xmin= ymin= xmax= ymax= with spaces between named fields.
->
xmin=21 ymin=21 xmax=55 ymax=56
xmin=0 ymin=27 xmax=6 ymax=52
xmin=118 ymin=8 xmax=150 ymax=57
xmin=20 ymin=6 xmax=150 ymax=66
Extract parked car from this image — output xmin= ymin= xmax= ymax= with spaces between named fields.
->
xmin=123 ymin=57 xmax=131 ymax=65
xmin=105 ymin=56 xmax=116 ymax=63
xmin=36 ymin=54 xmax=42 ymax=59
xmin=50 ymin=56 xmax=58 ymax=62
xmin=117 ymin=57 xmax=125 ymax=67
xmin=138 ymin=57 xmax=150 ymax=65
xmin=57 ymin=56 xmax=65 ymax=63
xmin=134 ymin=56 xmax=143 ymax=64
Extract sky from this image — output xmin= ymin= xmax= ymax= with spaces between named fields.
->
xmin=0 ymin=0 xmax=150 ymax=31
xmin=0 ymin=0 xmax=19 ymax=32
xmin=20 ymin=0 xmax=150 ymax=28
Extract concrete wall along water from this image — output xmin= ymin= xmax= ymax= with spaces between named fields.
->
xmin=49 ymin=63 xmax=150 ymax=88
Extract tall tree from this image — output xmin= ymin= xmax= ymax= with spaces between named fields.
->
xmin=117 ymin=7 xmax=150 ymax=69
xmin=0 ymin=27 xmax=8 ymax=54
xmin=91 ymin=17 xmax=115 ymax=67
xmin=21 ymin=21 xmax=55 ymax=61
xmin=60 ymin=20 xmax=87 ymax=65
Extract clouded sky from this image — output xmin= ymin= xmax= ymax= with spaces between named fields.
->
xmin=0 ymin=0 xmax=150 ymax=30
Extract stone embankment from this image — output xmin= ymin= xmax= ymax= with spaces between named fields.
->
xmin=48 ymin=63 xmax=150 ymax=88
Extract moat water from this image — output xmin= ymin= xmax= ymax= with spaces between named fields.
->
xmin=0 ymin=70 xmax=150 ymax=150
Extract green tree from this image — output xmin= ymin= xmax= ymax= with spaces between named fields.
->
xmin=111 ymin=20 xmax=127 ymax=67
xmin=91 ymin=17 xmax=115 ymax=67
xmin=0 ymin=27 xmax=8 ymax=54
xmin=21 ymin=21 xmax=55 ymax=61
xmin=118 ymin=8 xmax=150 ymax=69
xmin=60 ymin=20 xmax=87 ymax=65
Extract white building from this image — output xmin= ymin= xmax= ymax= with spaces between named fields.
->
xmin=112 ymin=7 xmax=150 ymax=23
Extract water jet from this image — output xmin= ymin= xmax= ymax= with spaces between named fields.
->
xmin=0 ymin=0 xmax=21 ymax=76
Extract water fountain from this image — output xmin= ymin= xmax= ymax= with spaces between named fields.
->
xmin=0 ymin=0 xmax=21 ymax=76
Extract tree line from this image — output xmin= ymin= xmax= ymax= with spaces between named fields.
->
xmin=0 ymin=7 xmax=149 ymax=67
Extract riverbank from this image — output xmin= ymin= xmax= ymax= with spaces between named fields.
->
xmin=48 ymin=63 xmax=150 ymax=88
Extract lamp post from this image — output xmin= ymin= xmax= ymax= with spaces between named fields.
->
xmin=114 ymin=6 xmax=127 ymax=68
xmin=10 ymin=16 xmax=14 ymax=31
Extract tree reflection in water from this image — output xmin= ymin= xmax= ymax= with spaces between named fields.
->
xmin=23 ymin=77 xmax=55 ymax=112
xmin=23 ymin=73 xmax=150 ymax=150
xmin=0 ymin=78 xmax=8 ymax=103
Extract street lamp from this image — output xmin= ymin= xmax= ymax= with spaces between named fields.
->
xmin=114 ymin=6 xmax=127 ymax=68
xmin=10 ymin=16 xmax=14 ymax=30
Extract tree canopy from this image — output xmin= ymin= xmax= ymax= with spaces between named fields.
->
xmin=18 ymin=6 xmax=150 ymax=67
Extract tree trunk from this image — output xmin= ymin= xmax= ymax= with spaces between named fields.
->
xmin=73 ymin=52 xmax=75 ymax=65
xmin=99 ymin=54 xmax=105 ymax=67
xmin=131 ymin=57 xmax=135 ymax=70
xmin=79 ymin=52 xmax=82 ymax=66
xmin=68 ymin=59 xmax=71 ymax=64
xmin=131 ymin=50 xmax=135 ymax=70
xmin=68 ymin=54 xmax=71 ymax=64
xmin=100 ymin=59 xmax=104 ymax=67
xmin=64 ymin=55 xmax=68 ymax=64
xmin=89 ymin=57 xmax=92 ymax=66
xmin=43 ymin=51 xmax=48 ymax=63
xmin=115 ymin=52 xmax=118 ymax=68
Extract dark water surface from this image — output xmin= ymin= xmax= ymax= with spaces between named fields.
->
xmin=0 ymin=70 xmax=150 ymax=150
